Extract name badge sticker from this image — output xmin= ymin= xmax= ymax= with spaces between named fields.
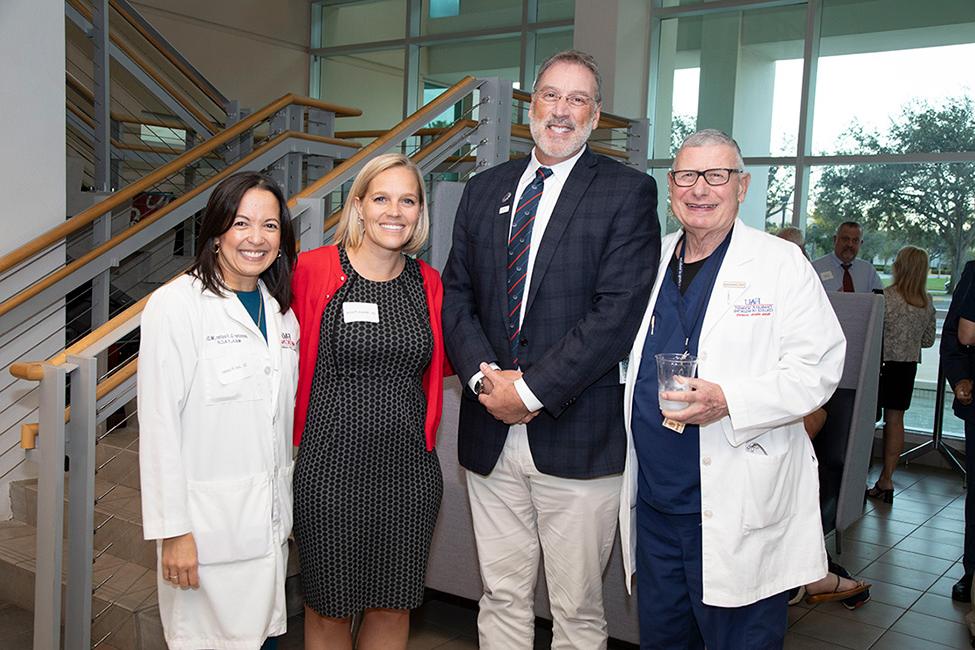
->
xmin=499 ymin=205 xmax=510 ymax=214
xmin=343 ymin=302 xmax=379 ymax=323
xmin=820 ymin=270 xmax=834 ymax=281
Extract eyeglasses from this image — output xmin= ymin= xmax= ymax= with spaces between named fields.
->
xmin=669 ymin=168 xmax=742 ymax=187
xmin=534 ymin=89 xmax=595 ymax=109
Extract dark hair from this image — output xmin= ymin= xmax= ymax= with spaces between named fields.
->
xmin=837 ymin=221 xmax=862 ymax=234
xmin=189 ymin=172 xmax=296 ymax=312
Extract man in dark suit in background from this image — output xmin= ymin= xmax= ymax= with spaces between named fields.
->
xmin=441 ymin=50 xmax=660 ymax=648
xmin=942 ymin=260 xmax=975 ymax=603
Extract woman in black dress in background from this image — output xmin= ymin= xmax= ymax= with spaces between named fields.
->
xmin=290 ymin=153 xmax=449 ymax=649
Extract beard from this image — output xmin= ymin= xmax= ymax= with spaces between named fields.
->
xmin=529 ymin=114 xmax=594 ymax=162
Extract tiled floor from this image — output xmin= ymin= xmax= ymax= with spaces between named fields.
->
xmin=1 ymin=464 xmax=973 ymax=648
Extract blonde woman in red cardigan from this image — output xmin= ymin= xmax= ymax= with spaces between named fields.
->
xmin=290 ymin=153 xmax=448 ymax=650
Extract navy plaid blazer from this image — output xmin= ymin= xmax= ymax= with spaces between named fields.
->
xmin=442 ymin=147 xmax=660 ymax=479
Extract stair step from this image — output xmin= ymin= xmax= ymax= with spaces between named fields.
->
xmin=0 ymin=520 xmax=165 ymax=650
xmin=12 ymin=478 xmax=155 ymax=571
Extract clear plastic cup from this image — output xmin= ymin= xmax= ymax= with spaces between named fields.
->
xmin=655 ymin=353 xmax=699 ymax=411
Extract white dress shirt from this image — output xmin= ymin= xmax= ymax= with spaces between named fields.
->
xmin=468 ymin=146 xmax=586 ymax=412
xmin=811 ymin=253 xmax=883 ymax=293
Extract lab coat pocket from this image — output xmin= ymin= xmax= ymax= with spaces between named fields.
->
xmin=277 ymin=462 xmax=294 ymax=544
xmin=741 ymin=448 xmax=797 ymax=531
xmin=187 ymin=473 xmax=272 ymax=565
xmin=203 ymin=356 xmax=259 ymax=403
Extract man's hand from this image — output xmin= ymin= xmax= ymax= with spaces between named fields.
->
xmin=660 ymin=377 xmax=729 ymax=426
xmin=161 ymin=532 xmax=200 ymax=589
xmin=478 ymin=363 xmax=539 ymax=425
xmin=955 ymin=378 xmax=973 ymax=406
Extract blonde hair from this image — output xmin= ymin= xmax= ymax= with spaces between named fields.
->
xmin=332 ymin=153 xmax=430 ymax=255
xmin=890 ymin=245 xmax=930 ymax=308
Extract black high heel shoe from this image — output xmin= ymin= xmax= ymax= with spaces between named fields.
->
xmin=865 ymin=485 xmax=894 ymax=504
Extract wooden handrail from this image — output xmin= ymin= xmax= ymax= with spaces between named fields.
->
xmin=292 ymin=76 xmax=479 ymax=202
xmin=0 ymin=93 xmax=359 ymax=276
xmin=20 ymin=357 xmax=138 ymax=450
xmin=108 ymin=0 xmax=227 ymax=110
xmin=511 ymin=88 xmax=632 ymax=130
xmin=11 ymin=292 xmax=151 ymax=381
xmin=0 ymin=130 xmax=356 ymax=319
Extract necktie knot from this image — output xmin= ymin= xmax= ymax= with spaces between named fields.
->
xmin=841 ymin=262 xmax=852 ymax=270
xmin=534 ymin=167 xmax=553 ymax=186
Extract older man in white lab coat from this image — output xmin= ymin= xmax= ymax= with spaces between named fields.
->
xmin=619 ymin=129 xmax=846 ymax=649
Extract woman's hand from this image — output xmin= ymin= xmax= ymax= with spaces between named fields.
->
xmin=162 ymin=532 xmax=200 ymax=589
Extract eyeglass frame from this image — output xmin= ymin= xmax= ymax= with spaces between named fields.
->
xmin=668 ymin=168 xmax=743 ymax=187
xmin=532 ymin=88 xmax=597 ymax=109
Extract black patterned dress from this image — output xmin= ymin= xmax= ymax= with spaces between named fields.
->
xmin=293 ymin=248 xmax=443 ymax=618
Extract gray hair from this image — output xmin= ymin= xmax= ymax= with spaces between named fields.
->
xmin=533 ymin=50 xmax=602 ymax=104
xmin=677 ymin=129 xmax=745 ymax=170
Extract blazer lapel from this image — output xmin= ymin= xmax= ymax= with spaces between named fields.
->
xmin=524 ymin=148 xmax=598 ymax=314
xmin=493 ymin=158 xmax=531 ymax=326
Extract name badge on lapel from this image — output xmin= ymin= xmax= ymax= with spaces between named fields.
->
xmin=343 ymin=302 xmax=379 ymax=323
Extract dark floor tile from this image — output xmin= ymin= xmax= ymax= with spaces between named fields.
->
xmin=894 ymin=536 xmax=964 ymax=562
xmin=789 ymin=609 xmax=886 ymax=649
xmin=889 ymin=610 xmax=972 ymax=648
xmin=783 ymin=630 xmax=848 ymax=648
xmin=811 ymin=598 xmax=905 ymax=629
xmin=907 ymin=525 xmax=966 ymax=547
xmin=851 ymin=516 xmax=919 ymax=537
xmin=877 ymin=548 xmax=954 ymax=576
xmin=910 ymin=591 xmax=972 ymax=624
xmin=860 ymin=562 xmax=941 ymax=592
xmin=858 ymin=578 xmax=924 ymax=610
xmin=870 ymin=629 xmax=957 ymax=649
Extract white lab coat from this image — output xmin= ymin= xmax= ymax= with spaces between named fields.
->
xmin=138 ymin=274 xmax=298 ymax=649
xmin=619 ymin=221 xmax=846 ymax=607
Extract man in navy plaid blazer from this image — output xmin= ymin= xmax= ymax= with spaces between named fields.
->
xmin=442 ymin=50 xmax=660 ymax=649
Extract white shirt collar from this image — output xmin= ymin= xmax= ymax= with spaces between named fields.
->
xmin=527 ymin=145 xmax=586 ymax=182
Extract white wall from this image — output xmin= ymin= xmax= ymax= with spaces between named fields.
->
xmin=0 ymin=0 xmax=67 ymax=519
xmin=132 ymin=0 xmax=312 ymax=110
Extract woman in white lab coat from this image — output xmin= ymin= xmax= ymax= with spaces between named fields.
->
xmin=138 ymin=172 xmax=299 ymax=650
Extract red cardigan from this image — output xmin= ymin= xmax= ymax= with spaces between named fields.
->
xmin=290 ymin=245 xmax=449 ymax=450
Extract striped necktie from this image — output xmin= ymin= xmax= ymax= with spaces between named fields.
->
xmin=506 ymin=166 xmax=553 ymax=366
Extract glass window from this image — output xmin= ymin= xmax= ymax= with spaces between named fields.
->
xmin=813 ymin=0 xmax=975 ymax=155
xmin=651 ymin=6 xmax=806 ymax=159
xmin=536 ymin=0 xmax=574 ymax=22
xmin=321 ymin=0 xmax=406 ymax=47
xmin=421 ymin=0 xmax=521 ymax=35
xmin=321 ymin=49 xmax=405 ymax=131
xmin=532 ymin=28 xmax=574 ymax=80
xmin=419 ymin=35 xmax=521 ymax=90
xmin=804 ymin=160 xmax=975 ymax=437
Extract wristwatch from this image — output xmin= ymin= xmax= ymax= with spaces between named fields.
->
xmin=473 ymin=377 xmax=485 ymax=396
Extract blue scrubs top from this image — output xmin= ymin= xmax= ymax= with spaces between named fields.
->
xmin=633 ymin=231 xmax=732 ymax=514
